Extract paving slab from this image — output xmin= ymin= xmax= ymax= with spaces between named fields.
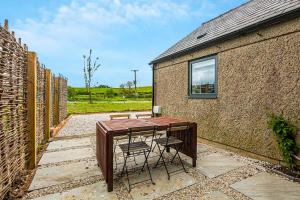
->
xmin=196 ymin=153 xmax=245 ymax=178
xmin=203 ymin=191 xmax=234 ymax=200
xmin=32 ymin=181 xmax=117 ymax=200
xmin=123 ymin=165 xmax=196 ymax=200
xmin=231 ymin=172 xmax=300 ymax=200
xmin=47 ymin=137 xmax=91 ymax=150
xmin=39 ymin=147 xmax=94 ymax=165
xmin=114 ymin=151 xmax=160 ymax=174
xmin=29 ymin=159 xmax=100 ymax=191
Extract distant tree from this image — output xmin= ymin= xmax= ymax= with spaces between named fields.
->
xmin=120 ymin=84 xmax=125 ymax=89
xmin=83 ymin=49 xmax=101 ymax=103
xmin=120 ymin=81 xmax=134 ymax=98
xmin=95 ymin=83 xmax=110 ymax=88
xmin=126 ymin=81 xmax=133 ymax=91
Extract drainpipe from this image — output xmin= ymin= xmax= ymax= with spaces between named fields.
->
xmin=152 ymin=64 xmax=155 ymax=116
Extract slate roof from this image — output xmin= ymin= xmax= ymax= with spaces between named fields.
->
xmin=150 ymin=0 xmax=300 ymax=64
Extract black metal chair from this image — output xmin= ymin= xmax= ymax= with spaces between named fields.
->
xmin=136 ymin=113 xmax=165 ymax=151
xmin=153 ymin=122 xmax=189 ymax=180
xmin=119 ymin=126 xmax=156 ymax=192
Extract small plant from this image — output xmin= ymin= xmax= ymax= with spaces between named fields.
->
xmin=267 ymin=113 xmax=299 ymax=169
xmin=83 ymin=49 xmax=101 ymax=104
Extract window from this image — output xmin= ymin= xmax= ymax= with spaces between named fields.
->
xmin=189 ymin=55 xmax=217 ymax=98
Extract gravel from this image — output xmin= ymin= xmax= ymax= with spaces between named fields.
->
xmin=58 ymin=111 xmax=151 ymax=137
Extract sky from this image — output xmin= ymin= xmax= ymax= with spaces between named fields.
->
xmin=0 ymin=0 xmax=248 ymax=87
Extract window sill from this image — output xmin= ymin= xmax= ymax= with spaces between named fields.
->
xmin=188 ymin=94 xmax=217 ymax=99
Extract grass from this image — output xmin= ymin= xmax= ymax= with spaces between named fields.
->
xmin=68 ymin=101 xmax=152 ymax=114
xmin=68 ymin=86 xmax=152 ymax=101
xmin=68 ymin=86 xmax=152 ymax=114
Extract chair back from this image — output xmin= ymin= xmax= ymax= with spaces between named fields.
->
xmin=168 ymin=122 xmax=190 ymax=132
xmin=110 ymin=114 xmax=130 ymax=120
xmin=166 ymin=122 xmax=190 ymax=144
xmin=127 ymin=126 xmax=156 ymax=152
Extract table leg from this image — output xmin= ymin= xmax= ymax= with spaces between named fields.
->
xmin=193 ymin=158 xmax=196 ymax=167
xmin=107 ymin=134 xmax=114 ymax=192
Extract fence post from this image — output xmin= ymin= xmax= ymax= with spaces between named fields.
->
xmin=27 ymin=52 xmax=37 ymax=169
xmin=45 ymin=69 xmax=51 ymax=142
xmin=54 ymin=77 xmax=60 ymax=125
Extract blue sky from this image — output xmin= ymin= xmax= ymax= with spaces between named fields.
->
xmin=1 ymin=0 xmax=247 ymax=87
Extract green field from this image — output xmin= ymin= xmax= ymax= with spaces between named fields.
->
xmin=68 ymin=86 xmax=152 ymax=114
xmin=68 ymin=101 xmax=152 ymax=114
xmin=68 ymin=86 xmax=152 ymax=101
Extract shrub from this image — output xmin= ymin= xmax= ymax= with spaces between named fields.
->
xmin=267 ymin=113 xmax=299 ymax=169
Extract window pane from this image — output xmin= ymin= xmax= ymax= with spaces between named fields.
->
xmin=191 ymin=58 xmax=215 ymax=94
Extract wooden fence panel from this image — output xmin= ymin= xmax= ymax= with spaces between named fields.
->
xmin=0 ymin=22 xmax=29 ymax=199
xmin=36 ymin=62 xmax=46 ymax=146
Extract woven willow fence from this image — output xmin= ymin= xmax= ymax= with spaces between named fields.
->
xmin=0 ymin=20 xmax=28 ymax=200
xmin=0 ymin=20 xmax=68 ymax=199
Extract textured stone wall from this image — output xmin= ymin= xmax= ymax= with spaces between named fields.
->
xmin=154 ymin=17 xmax=300 ymax=162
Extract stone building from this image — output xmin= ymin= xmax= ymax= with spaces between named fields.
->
xmin=150 ymin=0 xmax=300 ymax=164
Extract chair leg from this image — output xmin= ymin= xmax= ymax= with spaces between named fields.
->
xmin=155 ymin=144 xmax=170 ymax=180
xmin=173 ymin=143 xmax=187 ymax=173
xmin=152 ymin=134 xmax=162 ymax=152
xmin=125 ymin=164 xmax=131 ymax=192
xmin=170 ymin=146 xmax=179 ymax=163
xmin=121 ymin=153 xmax=127 ymax=177
xmin=143 ymin=150 xmax=155 ymax=185
xmin=154 ymin=144 xmax=164 ymax=168
xmin=121 ymin=154 xmax=131 ymax=192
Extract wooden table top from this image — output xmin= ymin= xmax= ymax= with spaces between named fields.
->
xmin=98 ymin=117 xmax=187 ymax=132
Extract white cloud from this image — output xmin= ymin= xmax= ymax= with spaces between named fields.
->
xmin=11 ymin=0 xmax=223 ymax=86
xmin=14 ymin=0 xmax=193 ymax=55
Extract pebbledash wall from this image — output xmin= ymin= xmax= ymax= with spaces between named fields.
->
xmin=153 ymin=17 xmax=300 ymax=164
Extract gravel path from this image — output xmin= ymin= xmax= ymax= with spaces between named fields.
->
xmin=58 ymin=111 xmax=151 ymax=136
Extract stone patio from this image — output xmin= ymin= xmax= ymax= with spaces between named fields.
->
xmin=47 ymin=137 xmax=91 ymax=150
xmin=25 ymin=112 xmax=300 ymax=200
xmin=196 ymin=153 xmax=246 ymax=178
xmin=123 ymin=165 xmax=196 ymax=200
xmin=231 ymin=172 xmax=300 ymax=200
xmin=32 ymin=182 xmax=118 ymax=200
xmin=29 ymin=160 xmax=100 ymax=191
xmin=38 ymin=147 xmax=94 ymax=165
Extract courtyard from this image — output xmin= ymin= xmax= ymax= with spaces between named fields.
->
xmin=25 ymin=112 xmax=300 ymax=200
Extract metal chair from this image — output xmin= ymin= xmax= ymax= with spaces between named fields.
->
xmin=119 ymin=126 xmax=156 ymax=191
xmin=136 ymin=113 xmax=165 ymax=151
xmin=153 ymin=122 xmax=189 ymax=180
xmin=110 ymin=114 xmax=131 ymax=169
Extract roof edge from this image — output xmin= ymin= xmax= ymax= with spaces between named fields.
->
xmin=149 ymin=7 xmax=300 ymax=65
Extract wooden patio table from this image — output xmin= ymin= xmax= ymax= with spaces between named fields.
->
xmin=96 ymin=117 xmax=197 ymax=192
